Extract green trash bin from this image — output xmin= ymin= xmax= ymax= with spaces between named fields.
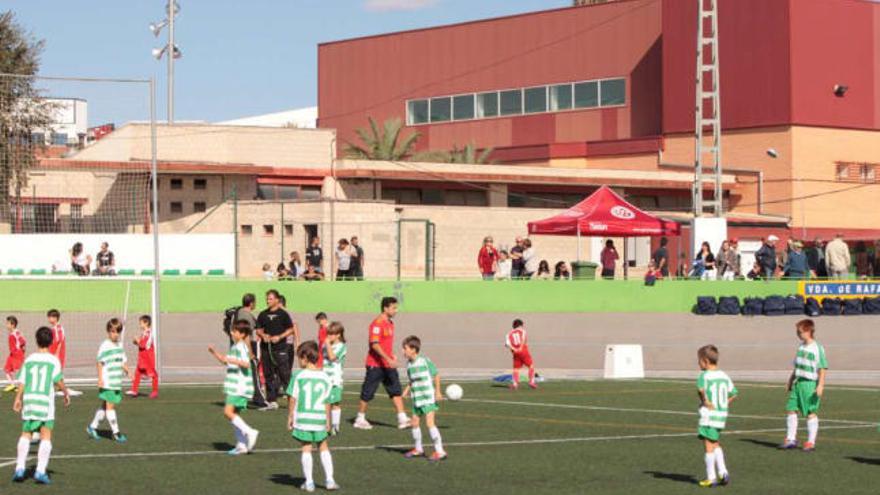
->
xmin=570 ymin=261 xmax=599 ymax=280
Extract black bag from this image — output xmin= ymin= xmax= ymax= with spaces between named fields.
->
xmin=695 ymin=296 xmax=718 ymax=315
xmin=763 ymin=295 xmax=786 ymax=316
xmin=717 ymin=296 xmax=741 ymax=315
xmin=742 ymin=297 xmax=764 ymax=316
xmin=223 ymin=306 xmax=242 ymax=337
xmin=844 ymin=298 xmax=863 ymax=315
xmin=784 ymin=295 xmax=805 ymax=315
xmin=821 ymin=298 xmax=842 ymax=316
xmin=863 ymin=297 xmax=880 ymax=315
xmin=805 ymin=297 xmax=822 ymax=317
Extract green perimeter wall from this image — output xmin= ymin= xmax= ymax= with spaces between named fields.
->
xmin=0 ymin=279 xmax=800 ymax=314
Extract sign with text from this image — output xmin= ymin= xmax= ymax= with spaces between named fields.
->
xmin=799 ymin=281 xmax=880 ymax=300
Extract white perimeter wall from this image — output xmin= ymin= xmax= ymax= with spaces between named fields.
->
xmin=0 ymin=234 xmax=234 ymax=273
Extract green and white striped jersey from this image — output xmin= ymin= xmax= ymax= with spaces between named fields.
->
xmin=18 ymin=353 xmax=63 ymax=422
xmin=97 ymin=339 xmax=127 ymax=391
xmin=286 ymin=369 xmax=331 ymax=432
xmin=793 ymin=341 xmax=828 ymax=381
xmin=406 ymin=356 xmax=438 ymax=409
xmin=322 ymin=342 xmax=347 ymax=388
xmin=223 ymin=341 xmax=254 ymax=398
xmin=697 ymin=369 xmax=737 ymax=430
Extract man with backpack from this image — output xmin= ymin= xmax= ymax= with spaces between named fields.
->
xmin=224 ymin=293 xmax=267 ymax=408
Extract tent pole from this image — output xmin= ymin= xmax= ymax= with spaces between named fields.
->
xmin=576 ymin=225 xmax=581 ymax=263
xmin=623 ymin=239 xmax=629 ymax=280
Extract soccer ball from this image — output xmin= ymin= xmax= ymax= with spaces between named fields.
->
xmin=445 ymin=384 xmax=463 ymax=401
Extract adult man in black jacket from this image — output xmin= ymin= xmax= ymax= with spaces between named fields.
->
xmin=255 ymin=290 xmax=299 ymax=410
xmin=754 ymin=235 xmax=779 ymax=278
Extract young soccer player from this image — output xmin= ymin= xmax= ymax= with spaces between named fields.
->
xmin=4 ymin=316 xmax=25 ymax=392
xmin=46 ymin=309 xmax=65 ymax=369
xmin=505 ymin=319 xmax=537 ymax=390
xmin=324 ymin=322 xmax=347 ymax=436
xmin=315 ymin=312 xmax=328 ymax=370
xmin=127 ymin=315 xmax=159 ymax=399
xmin=402 ymin=335 xmax=447 ymax=462
xmin=287 ymin=340 xmax=338 ymax=492
xmin=696 ymin=344 xmax=737 ymax=488
xmin=12 ymin=327 xmax=70 ymax=484
xmin=208 ymin=319 xmax=259 ymax=455
xmin=780 ymin=319 xmax=827 ymax=452
xmin=86 ymin=318 xmax=131 ymax=443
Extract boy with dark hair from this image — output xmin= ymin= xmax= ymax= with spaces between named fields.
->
xmin=209 ymin=320 xmax=259 ymax=455
xmin=696 ymin=345 xmax=737 ymax=488
xmin=127 ymin=315 xmax=159 ymax=399
xmin=780 ymin=319 xmax=827 ymax=452
xmin=12 ymin=327 xmax=70 ymax=484
xmin=5 ymin=316 xmax=25 ymax=392
xmin=87 ymin=319 xmax=131 ymax=443
xmin=402 ymin=335 xmax=447 ymax=462
xmin=505 ymin=319 xmax=537 ymax=390
xmin=287 ymin=340 xmax=338 ymax=492
xmin=46 ymin=310 xmax=65 ymax=370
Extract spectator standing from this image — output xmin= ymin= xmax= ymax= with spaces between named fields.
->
xmin=754 ymin=235 xmax=779 ymax=279
xmin=676 ymin=252 xmax=688 ymax=279
xmin=824 ymin=234 xmax=851 ymax=280
xmin=70 ymin=242 xmax=91 ymax=276
xmin=335 ymin=239 xmax=353 ymax=281
xmin=521 ymin=239 xmax=539 ymax=278
xmin=288 ymin=251 xmax=304 ymax=279
xmin=600 ymin=240 xmax=619 ymax=279
xmin=696 ymin=242 xmax=717 ymax=280
xmin=477 ymin=236 xmax=500 ymax=280
xmin=534 ymin=260 xmax=551 ymax=280
xmin=806 ymin=239 xmax=827 ymax=279
xmin=496 ymin=250 xmax=512 ymax=280
xmin=716 ymin=240 xmax=738 ymax=281
xmin=783 ymin=241 xmax=810 ymax=279
xmin=855 ymin=241 xmax=871 ymax=278
xmin=652 ymin=237 xmax=670 ymax=278
xmin=94 ymin=242 xmax=116 ymax=276
xmin=305 ymin=236 xmax=324 ymax=274
xmin=510 ymin=237 xmax=525 ymax=279
xmin=254 ymin=289 xmax=299 ymax=410
xmin=553 ymin=261 xmax=571 ymax=280
xmin=350 ymin=236 xmax=365 ymax=280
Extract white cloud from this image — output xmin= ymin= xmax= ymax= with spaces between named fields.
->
xmin=364 ymin=0 xmax=439 ymax=12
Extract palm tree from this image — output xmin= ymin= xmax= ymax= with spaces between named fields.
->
xmin=447 ymin=143 xmax=494 ymax=164
xmin=344 ymin=117 xmax=421 ymax=161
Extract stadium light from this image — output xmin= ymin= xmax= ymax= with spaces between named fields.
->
xmin=150 ymin=1 xmax=181 ymax=124
xmin=149 ymin=20 xmax=168 ymax=37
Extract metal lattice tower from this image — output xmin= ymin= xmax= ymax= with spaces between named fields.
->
xmin=694 ymin=0 xmax=723 ymax=217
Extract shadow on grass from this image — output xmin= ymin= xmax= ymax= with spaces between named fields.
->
xmin=346 ymin=417 xmax=397 ymax=429
xmin=848 ymin=456 xmax=880 ymax=466
xmin=269 ymin=474 xmax=306 ymax=487
xmin=740 ymin=438 xmax=781 ymax=450
xmin=376 ymin=446 xmax=411 ymax=454
xmin=211 ymin=442 xmax=235 ymax=451
xmin=643 ymin=471 xmax=698 ymax=485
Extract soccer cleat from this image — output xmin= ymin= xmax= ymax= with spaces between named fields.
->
xmin=247 ymin=430 xmax=259 ymax=452
xmin=802 ymin=442 xmax=816 ymax=452
xmin=259 ymin=402 xmax=279 ymax=411
xmin=299 ymin=481 xmax=316 ymax=492
xmin=12 ymin=469 xmax=26 ymax=482
xmin=397 ymin=418 xmax=411 ymax=430
xmin=698 ymin=479 xmax=718 ymax=488
xmin=125 ymin=390 xmax=139 ymax=397
xmin=330 ymin=426 xmax=339 ymax=437
xmin=86 ymin=426 xmax=101 ymax=440
xmin=227 ymin=446 xmax=247 ymax=456
xmin=149 ymin=391 xmax=159 ymax=399
xmin=778 ymin=440 xmax=798 ymax=450
xmin=34 ymin=472 xmax=52 ymax=485
xmin=528 ymin=381 xmax=538 ymax=389
xmin=3 ymin=383 xmax=16 ymax=393
xmin=404 ymin=449 xmax=424 ymax=459
xmin=353 ymin=417 xmax=373 ymax=430
xmin=113 ymin=433 xmax=128 ymax=444
xmin=718 ymin=473 xmax=730 ymax=486
xmin=508 ymin=383 xmax=518 ymax=391
xmin=325 ymin=481 xmax=340 ymax=491
xmin=428 ymin=451 xmax=448 ymax=462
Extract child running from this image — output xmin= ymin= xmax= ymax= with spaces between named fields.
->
xmin=86 ymin=318 xmax=131 ymax=443
xmin=208 ymin=319 xmax=259 ymax=455
xmin=323 ymin=322 xmax=347 ymax=436
xmin=780 ymin=319 xmax=827 ymax=452
xmin=696 ymin=344 xmax=737 ymax=488
xmin=4 ymin=316 xmax=25 ymax=392
xmin=287 ymin=340 xmax=338 ymax=492
xmin=505 ymin=319 xmax=537 ymax=390
xmin=12 ymin=327 xmax=70 ymax=484
xmin=402 ymin=335 xmax=447 ymax=462
xmin=127 ymin=315 xmax=159 ymax=399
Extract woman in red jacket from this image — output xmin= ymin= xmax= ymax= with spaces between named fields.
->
xmin=477 ymin=236 xmax=500 ymax=280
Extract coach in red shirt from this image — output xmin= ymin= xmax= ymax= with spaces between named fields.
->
xmin=354 ymin=296 xmax=409 ymax=430
xmin=477 ymin=236 xmax=500 ymax=280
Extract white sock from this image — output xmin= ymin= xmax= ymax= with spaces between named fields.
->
xmin=411 ymin=427 xmax=423 ymax=452
xmin=786 ymin=414 xmax=798 ymax=442
xmin=232 ymin=424 xmax=246 ymax=449
xmin=15 ymin=436 xmax=29 ymax=471
xmin=90 ymin=409 xmax=106 ymax=429
xmin=331 ymin=408 xmax=341 ymax=428
xmin=320 ymin=450 xmax=334 ymax=484
xmin=807 ymin=416 xmax=819 ymax=444
xmin=397 ymin=412 xmax=408 ymax=424
xmin=231 ymin=415 xmax=253 ymax=436
xmin=704 ymin=452 xmax=717 ymax=481
xmin=356 ymin=412 xmax=366 ymax=422
xmin=36 ymin=440 xmax=52 ymax=475
xmin=429 ymin=426 xmax=444 ymax=455
xmin=301 ymin=452 xmax=314 ymax=485
xmin=106 ymin=409 xmax=120 ymax=434
xmin=714 ymin=447 xmax=728 ymax=477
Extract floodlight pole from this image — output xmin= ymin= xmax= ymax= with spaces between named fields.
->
xmin=167 ymin=1 xmax=175 ymax=124
xmin=149 ymin=78 xmax=162 ymax=382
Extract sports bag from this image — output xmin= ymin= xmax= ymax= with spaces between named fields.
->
xmin=717 ymin=296 xmax=741 ymax=315
xmin=695 ymin=296 xmax=718 ymax=315
xmin=863 ymin=297 xmax=880 ymax=315
xmin=821 ymin=298 xmax=842 ymax=316
xmin=763 ymin=295 xmax=786 ymax=316
xmin=784 ymin=295 xmax=805 ymax=315
xmin=844 ymin=298 xmax=863 ymax=316
xmin=805 ymin=297 xmax=822 ymax=317
xmin=741 ymin=297 xmax=764 ymax=316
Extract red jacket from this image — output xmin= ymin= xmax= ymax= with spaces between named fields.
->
xmin=477 ymin=246 xmax=500 ymax=274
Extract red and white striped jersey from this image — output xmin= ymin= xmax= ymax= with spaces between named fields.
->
xmin=505 ymin=327 xmax=529 ymax=353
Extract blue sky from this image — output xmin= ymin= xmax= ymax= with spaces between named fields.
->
xmin=7 ymin=0 xmax=569 ymax=125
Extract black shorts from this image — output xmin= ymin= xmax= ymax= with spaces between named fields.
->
xmin=359 ymin=366 xmax=402 ymax=402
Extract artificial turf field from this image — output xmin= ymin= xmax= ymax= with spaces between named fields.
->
xmin=1 ymin=379 xmax=878 ymax=494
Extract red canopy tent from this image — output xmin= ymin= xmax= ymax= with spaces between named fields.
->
xmin=527 ymin=186 xmax=681 ymax=277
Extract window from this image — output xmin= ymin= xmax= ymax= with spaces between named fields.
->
xmin=51 ymin=133 xmax=67 ymax=145
xmin=600 ymin=78 xmax=626 ymax=106
xmin=445 ymin=189 xmax=488 ymax=206
xmin=170 ymin=178 xmax=183 ymax=190
xmin=300 ymin=186 xmax=322 ymax=200
xmin=574 ymin=81 xmax=599 ymax=108
xmin=836 ymin=162 xmax=879 ymax=183
xmin=263 ymin=224 xmax=275 ymax=236
xmin=284 ymin=224 xmax=294 ymax=236
xmin=170 ymin=202 xmax=183 ymax=213
xmin=31 ymin=132 xmax=45 ymax=145
xmin=476 ymin=92 xmax=498 ymax=118
xmin=550 ymin=84 xmax=573 ymax=111
xmin=453 ymin=94 xmax=475 ymax=120
xmin=499 ymin=89 xmax=523 ymax=116
xmin=241 ymin=224 xmax=253 ymax=236
xmin=524 ymin=86 xmax=547 ymax=114
xmin=194 ymin=178 xmax=207 ymax=190
xmin=407 ymin=99 xmax=429 ymax=125
xmin=194 ymin=201 xmax=207 ymax=213
xmin=429 ymin=97 xmax=451 ymax=123
xmin=70 ymin=204 xmax=83 ymax=233
xmin=422 ymin=188 xmax=444 ymax=205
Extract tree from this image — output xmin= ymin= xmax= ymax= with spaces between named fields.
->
xmin=344 ymin=117 xmax=421 ymax=161
xmin=446 ymin=143 xmax=494 ymax=164
xmin=0 ymin=11 xmax=53 ymax=228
